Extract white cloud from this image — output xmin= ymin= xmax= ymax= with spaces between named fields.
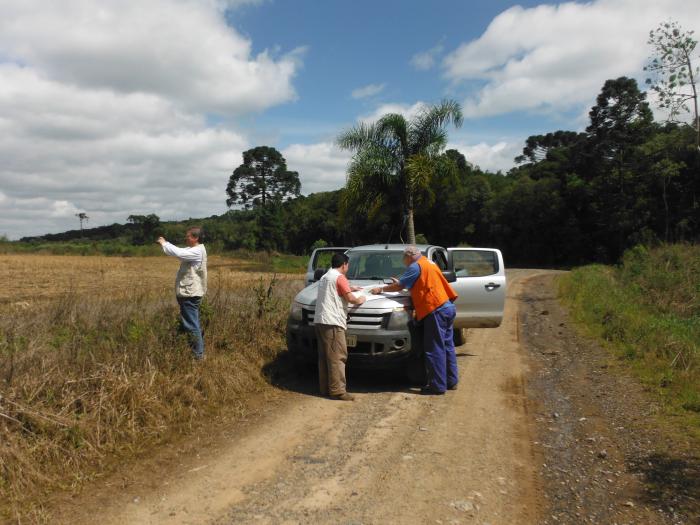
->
xmin=0 ymin=0 xmax=302 ymax=115
xmin=282 ymin=142 xmax=351 ymax=195
xmin=0 ymin=0 xmax=303 ymax=238
xmin=351 ymin=83 xmax=386 ymax=99
xmin=359 ymin=101 xmax=428 ymax=123
xmin=448 ymin=140 xmax=522 ymax=173
xmin=410 ymin=45 xmax=443 ymax=71
xmin=443 ymin=0 xmax=700 ymax=118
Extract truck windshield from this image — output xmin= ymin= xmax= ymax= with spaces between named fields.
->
xmin=346 ymin=251 xmax=407 ymax=280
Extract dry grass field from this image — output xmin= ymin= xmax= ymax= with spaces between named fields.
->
xmin=0 ymin=253 xmax=304 ymax=523
xmin=0 ymin=254 xmax=300 ymax=306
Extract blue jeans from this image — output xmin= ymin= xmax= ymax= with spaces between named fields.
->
xmin=177 ymin=296 xmax=204 ymax=359
xmin=423 ymin=302 xmax=458 ymax=393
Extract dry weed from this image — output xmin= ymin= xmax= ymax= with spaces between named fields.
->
xmin=0 ymin=255 xmax=303 ymax=522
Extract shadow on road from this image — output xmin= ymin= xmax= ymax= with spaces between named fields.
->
xmin=262 ymin=351 xmax=421 ymax=397
xmin=630 ymin=452 xmax=700 ymax=520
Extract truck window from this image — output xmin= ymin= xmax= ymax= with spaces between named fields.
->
xmin=452 ymin=250 xmax=498 ymax=277
xmin=312 ymin=249 xmax=346 ymax=272
xmin=347 ymin=251 xmax=405 ymax=279
xmin=430 ymin=250 xmax=448 ymax=271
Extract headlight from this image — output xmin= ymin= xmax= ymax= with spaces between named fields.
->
xmin=387 ymin=308 xmax=412 ymax=330
xmin=289 ymin=301 xmax=303 ymax=322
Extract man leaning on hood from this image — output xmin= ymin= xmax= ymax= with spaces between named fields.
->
xmin=371 ymin=245 xmax=458 ymax=394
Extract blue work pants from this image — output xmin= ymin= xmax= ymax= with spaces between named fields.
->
xmin=177 ymin=296 xmax=204 ymax=359
xmin=423 ymin=302 xmax=458 ymax=393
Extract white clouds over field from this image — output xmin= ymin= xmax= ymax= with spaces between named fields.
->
xmin=282 ymin=142 xmax=351 ymax=195
xmin=0 ymin=0 xmax=302 ymax=238
xmin=449 ymin=140 xmax=522 ymax=173
xmin=443 ymin=0 xmax=700 ymax=118
xmin=358 ymin=101 xmax=428 ymax=124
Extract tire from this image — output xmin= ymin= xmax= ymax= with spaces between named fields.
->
xmin=453 ymin=328 xmax=467 ymax=347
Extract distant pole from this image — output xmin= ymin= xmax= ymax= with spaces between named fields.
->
xmin=75 ymin=212 xmax=89 ymax=237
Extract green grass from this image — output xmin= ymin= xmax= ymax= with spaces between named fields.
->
xmin=559 ymin=244 xmax=700 ymax=437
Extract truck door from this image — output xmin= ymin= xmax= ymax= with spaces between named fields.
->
xmin=447 ymin=248 xmax=506 ymax=328
xmin=306 ymin=247 xmax=350 ymax=286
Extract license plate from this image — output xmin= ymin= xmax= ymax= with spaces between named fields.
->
xmin=346 ymin=334 xmax=357 ymax=347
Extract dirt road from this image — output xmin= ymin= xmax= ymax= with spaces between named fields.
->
xmin=59 ymin=269 xmax=696 ymax=524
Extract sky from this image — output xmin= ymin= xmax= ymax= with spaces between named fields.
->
xmin=1 ymin=0 xmax=699 ymax=239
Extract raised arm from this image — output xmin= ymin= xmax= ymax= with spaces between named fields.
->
xmin=157 ymin=237 xmax=202 ymax=263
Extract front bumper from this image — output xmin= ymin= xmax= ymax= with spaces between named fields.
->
xmin=286 ymin=321 xmax=422 ymax=370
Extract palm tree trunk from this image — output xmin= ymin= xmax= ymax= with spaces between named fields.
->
xmin=406 ymin=207 xmax=416 ymax=245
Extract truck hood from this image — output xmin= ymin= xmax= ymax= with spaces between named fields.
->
xmin=294 ymin=280 xmax=411 ymax=310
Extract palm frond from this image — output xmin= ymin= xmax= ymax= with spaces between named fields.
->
xmin=376 ymin=113 xmax=410 ymax=157
xmin=410 ymin=99 xmax=463 ymax=153
xmin=337 ymin=99 xmax=464 ymax=227
xmin=337 ymin=122 xmax=381 ymax=152
xmin=343 ymin=145 xmax=398 ymax=213
xmin=405 ymin=154 xmax=436 ymax=194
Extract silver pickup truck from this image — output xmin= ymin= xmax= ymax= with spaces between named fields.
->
xmin=286 ymin=244 xmax=506 ymax=378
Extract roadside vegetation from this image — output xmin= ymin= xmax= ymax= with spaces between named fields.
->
xmin=0 ymin=259 xmax=303 ymax=522
xmin=560 ymin=244 xmax=700 ymax=437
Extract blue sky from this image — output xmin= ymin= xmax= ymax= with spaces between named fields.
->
xmin=0 ymin=0 xmax=699 ymax=238
xmin=232 ymin=0 xmax=556 ymax=146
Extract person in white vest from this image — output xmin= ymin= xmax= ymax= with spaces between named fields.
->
xmin=157 ymin=227 xmax=208 ymax=360
xmin=315 ymin=252 xmax=366 ymax=400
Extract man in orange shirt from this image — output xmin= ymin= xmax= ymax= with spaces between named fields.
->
xmin=371 ymin=246 xmax=458 ymax=394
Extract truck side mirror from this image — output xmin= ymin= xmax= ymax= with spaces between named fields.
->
xmin=442 ymin=270 xmax=457 ymax=283
xmin=313 ymin=268 xmax=326 ymax=282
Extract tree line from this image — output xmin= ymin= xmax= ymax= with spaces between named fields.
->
xmin=209 ymin=79 xmax=699 ymax=266
xmin=22 ymin=77 xmax=699 ymax=266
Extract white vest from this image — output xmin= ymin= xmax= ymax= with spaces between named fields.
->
xmin=315 ymin=268 xmax=348 ymax=329
xmin=175 ymin=245 xmax=207 ymax=298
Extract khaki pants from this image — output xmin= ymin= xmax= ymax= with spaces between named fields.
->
xmin=315 ymin=324 xmax=348 ymax=396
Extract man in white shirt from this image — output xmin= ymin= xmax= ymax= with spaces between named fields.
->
xmin=315 ymin=253 xmax=365 ymax=400
xmin=157 ymin=227 xmax=208 ymax=360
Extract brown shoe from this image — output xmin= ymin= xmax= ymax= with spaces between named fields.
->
xmin=331 ymin=393 xmax=355 ymax=401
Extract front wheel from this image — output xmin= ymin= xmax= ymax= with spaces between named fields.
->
xmin=453 ymin=328 xmax=467 ymax=347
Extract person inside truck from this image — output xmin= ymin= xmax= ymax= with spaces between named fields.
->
xmin=370 ymin=245 xmax=458 ymax=395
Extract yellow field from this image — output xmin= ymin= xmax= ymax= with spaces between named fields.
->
xmin=1 ymin=254 xmax=302 ymax=306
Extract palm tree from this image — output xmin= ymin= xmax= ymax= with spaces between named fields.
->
xmin=337 ymin=99 xmax=463 ymax=244
xmin=75 ymin=212 xmax=89 ymax=237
